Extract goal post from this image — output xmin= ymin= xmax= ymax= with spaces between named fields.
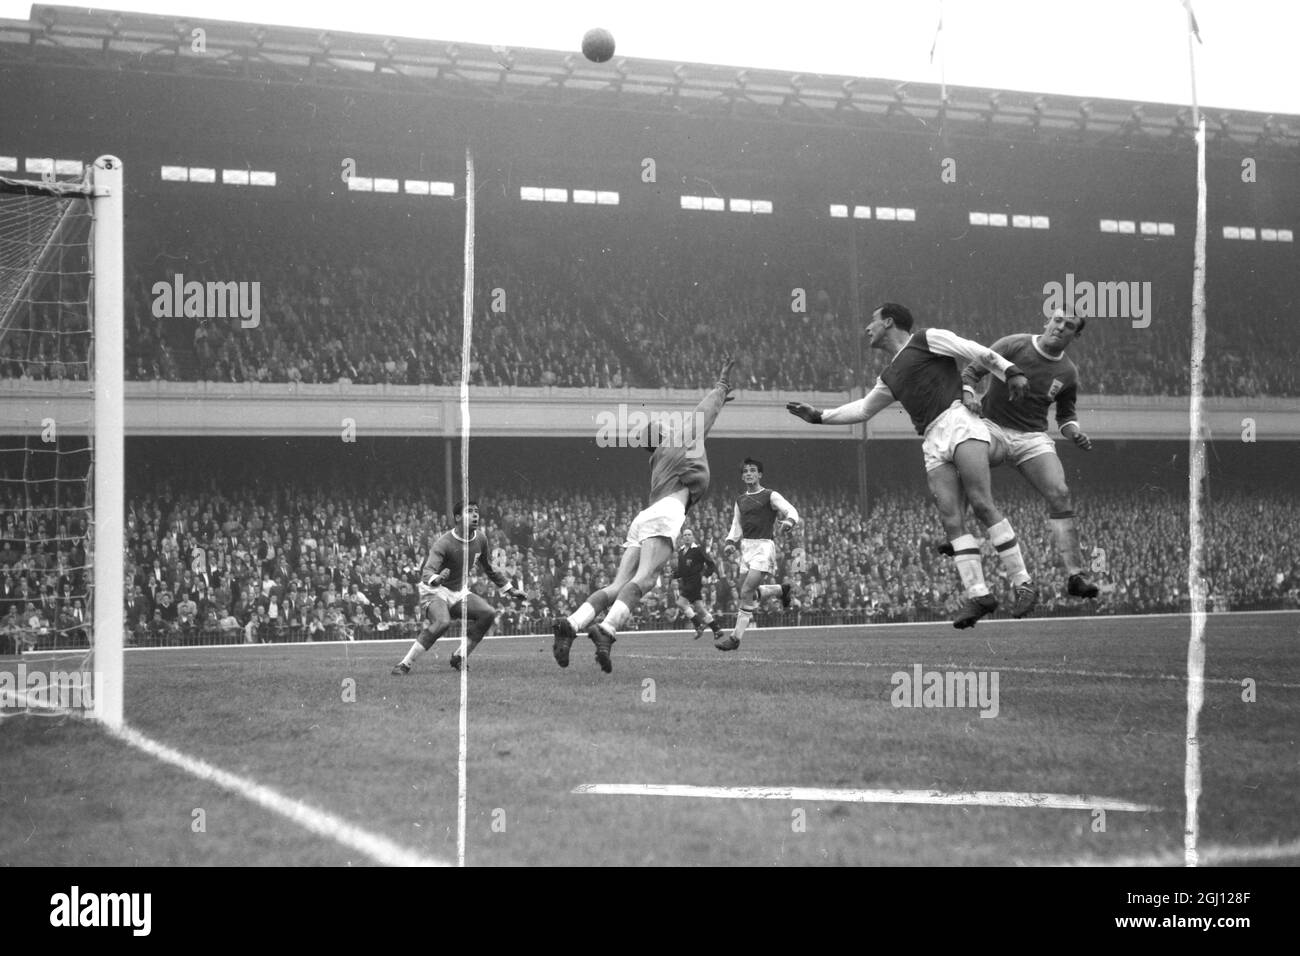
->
xmin=0 ymin=156 xmax=123 ymax=727
xmin=90 ymin=156 xmax=124 ymax=729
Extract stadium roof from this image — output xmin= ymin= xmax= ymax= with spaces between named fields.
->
xmin=2 ymin=4 xmax=1297 ymax=156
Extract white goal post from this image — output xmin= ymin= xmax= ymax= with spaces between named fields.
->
xmin=0 ymin=156 xmax=123 ymax=727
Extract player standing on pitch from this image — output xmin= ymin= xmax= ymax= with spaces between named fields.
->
xmin=787 ymin=303 xmax=1036 ymax=628
xmin=715 ymin=458 xmax=801 ymax=651
xmin=390 ymin=500 xmax=523 ymax=675
xmin=553 ymin=357 xmax=736 ymax=673
xmin=671 ymin=528 xmax=721 ymax=641
xmin=958 ymin=309 xmax=1099 ymax=599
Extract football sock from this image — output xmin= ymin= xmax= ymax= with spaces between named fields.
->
xmin=603 ymin=600 xmax=631 ymax=633
xmin=1049 ymin=510 xmax=1085 ymax=576
xmin=950 ymin=534 xmax=991 ymax=598
xmin=569 ymin=590 xmax=612 ymax=630
xmin=757 ymin=584 xmax=782 ymax=600
xmin=733 ymin=605 xmax=756 ymax=642
xmin=400 ymin=640 xmax=428 ymax=667
xmin=988 ymin=519 xmax=1031 ymax=586
xmin=699 ymin=610 xmax=714 ymax=625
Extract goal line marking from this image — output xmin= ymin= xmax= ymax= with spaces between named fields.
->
xmin=571 ymin=783 xmax=1160 ymax=812
xmin=106 ymin=722 xmax=451 ymax=867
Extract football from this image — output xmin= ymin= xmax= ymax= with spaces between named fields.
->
xmin=581 ymin=28 xmax=615 ymax=63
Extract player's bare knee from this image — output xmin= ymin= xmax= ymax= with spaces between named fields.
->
xmin=967 ymin=494 xmax=1000 ymax=526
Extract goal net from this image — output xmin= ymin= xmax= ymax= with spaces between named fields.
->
xmin=0 ymin=157 xmax=123 ymax=726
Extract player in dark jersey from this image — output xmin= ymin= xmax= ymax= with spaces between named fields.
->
xmin=390 ymin=500 xmax=522 ymax=675
xmin=787 ymin=302 xmax=1036 ymax=628
xmin=959 ymin=309 xmax=1098 ymax=599
xmin=715 ymin=458 xmax=801 ymax=651
xmin=671 ymin=528 xmax=721 ymax=640
xmin=553 ymin=357 xmax=735 ymax=672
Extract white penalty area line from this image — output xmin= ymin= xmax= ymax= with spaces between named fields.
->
xmin=572 ymin=783 xmax=1160 ymax=813
xmin=107 ymin=723 xmax=451 ymax=867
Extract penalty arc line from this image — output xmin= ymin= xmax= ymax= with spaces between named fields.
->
xmin=108 ymin=723 xmax=451 ymax=867
xmin=571 ymin=783 xmax=1161 ymax=813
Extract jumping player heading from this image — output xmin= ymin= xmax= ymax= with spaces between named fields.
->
xmin=960 ymin=309 xmax=1099 ymax=599
xmin=787 ymin=303 xmax=1037 ymax=628
xmin=715 ymin=458 xmax=800 ymax=651
xmin=553 ymin=357 xmax=736 ymax=672
xmin=390 ymin=500 xmax=522 ymax=675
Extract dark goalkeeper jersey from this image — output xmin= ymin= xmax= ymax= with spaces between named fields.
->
xmin=646 ymin=381 xmax=731 ymax=511
xmin=964 ymin=334 xmax=1079 ymax=433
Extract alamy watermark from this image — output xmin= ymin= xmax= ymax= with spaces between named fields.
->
xmin=1042 ymin=273 xmax=1151 ymax=328
xmin=152 ymin=273 xmax=261 ymax=328
xmin=50 ymin=886 xmax=151 ymax=936
xmin=890 ymin=664 xmax=999 ymax=718
xmin=596 ymin=405 xmax=705 ymax=458
xmin=0 ymin=664 xmax=102 ymax=717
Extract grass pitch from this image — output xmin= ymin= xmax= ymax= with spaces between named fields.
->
xmin=2 ymin=612 xmax=1297 ymax=866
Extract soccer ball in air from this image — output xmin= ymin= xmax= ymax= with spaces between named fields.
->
xmin=581 ymin=28 xmax=616 ymax=63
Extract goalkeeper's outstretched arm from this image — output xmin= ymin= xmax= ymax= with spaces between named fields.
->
xmin=693 ymin=356 xmax=738 ymax=438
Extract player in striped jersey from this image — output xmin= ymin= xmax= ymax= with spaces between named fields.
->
xmin=959 ymin=309 xmax=1099 ymax=599
xmin=787 ymin=302 xmax=1037 ymax=628
xmin=715 ymin=458 xmax=801 ymax=651
xmin=390 ymin=500 xmax=523 ymax=675
xmin=552 ymin=357 xmax=736 ymax=673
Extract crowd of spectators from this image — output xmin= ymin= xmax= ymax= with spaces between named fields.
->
xmin=4 ymin=463 xmax=1296 ymax=652
xmin=3 ymin=198 xmax=1295 ymax=396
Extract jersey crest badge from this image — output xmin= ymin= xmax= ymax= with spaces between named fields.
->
xmin=1047 ymin=378 xmax=1064 ymax=399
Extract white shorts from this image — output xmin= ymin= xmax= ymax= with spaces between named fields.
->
xmin=418 ymin=582 xmax=469 ymax=612
xmin=623 ymin=495 xmax=687 ymax=549
xmin=739 ymin=539 xmax=777 ymax=575
xmin=984 ymin=420 xmax=1057 ymax=468
xmin=922 ymin=401 xmax=992 ymax=473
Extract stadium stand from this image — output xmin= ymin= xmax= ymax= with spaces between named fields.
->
xmin=4 ymin=449 xmax=1295 ymax=651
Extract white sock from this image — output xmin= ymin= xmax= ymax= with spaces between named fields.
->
xmin=1049 ymin=512 xmax=1084 ymax=576
xmin=988 ymin=519 xmax=1031 ymax=586
xmin=603 ymin=600 xmax=631 ymax=633
xmin=951 ymin=534 xmax=990 ymax=598
xmin=400 ymin=641 xmax=428 ymax=667
xmin=568 ymin=602 xmax=598 ymax=630
xmin=733 ymin=607 xmax=754 ymax=642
